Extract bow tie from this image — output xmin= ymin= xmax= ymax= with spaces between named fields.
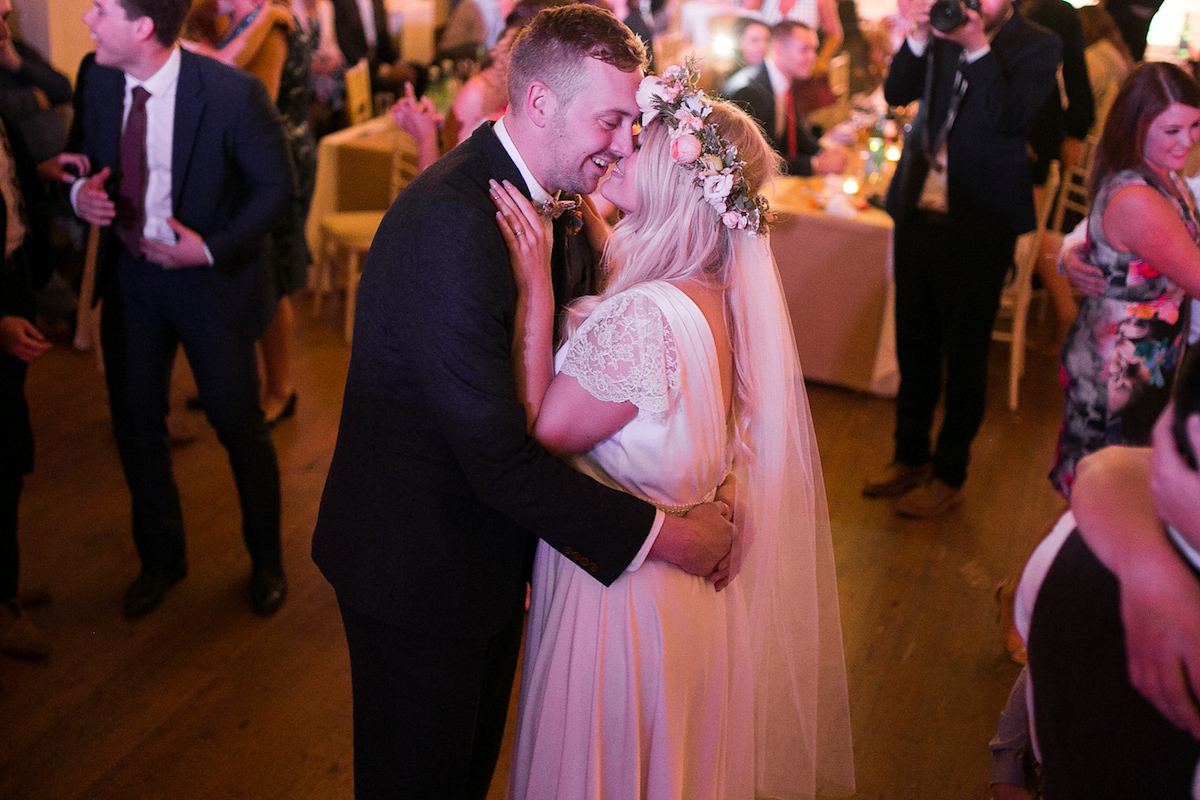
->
xmin=539 ymin=191 xmax=583 ymax=233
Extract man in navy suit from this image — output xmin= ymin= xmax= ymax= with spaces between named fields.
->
xmin=312 ymin=5 xmax=735 ymax=798
xmin=72 ymin=0 xmax=293 ymax=618
xmin=862 ymin=0 xmax=1060 ymax=517
xmin=723 ymin=21 xmax=846 ymax=176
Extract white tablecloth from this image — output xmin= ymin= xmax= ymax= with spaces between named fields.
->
xmin=305 ymin=115 xmax=397 ymax=257
xmin=766 ymin=176 xmax=898 ymax=397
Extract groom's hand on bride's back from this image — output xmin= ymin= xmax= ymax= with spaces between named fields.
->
xmin=649 ymin=503 xmax=736 ymax=587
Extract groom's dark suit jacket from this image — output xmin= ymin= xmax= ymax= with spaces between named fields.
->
xmin=312 ymin=123 xmax=657 ymax=636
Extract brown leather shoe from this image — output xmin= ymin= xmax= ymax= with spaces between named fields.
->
xmin=895 ymin=478 xmax=963 ymax=518
xmin=862 ymin=462 xmax=933 ymax=498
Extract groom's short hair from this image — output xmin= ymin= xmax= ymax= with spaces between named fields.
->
xmin=507 ymin=4 xmax=647 ymax=109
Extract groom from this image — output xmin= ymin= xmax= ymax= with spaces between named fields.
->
xmin=311 ymin=6 xmax=736 ymax=798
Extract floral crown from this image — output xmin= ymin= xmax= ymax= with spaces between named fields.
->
xmin=636 ymin=62 xmax=773 ymax=236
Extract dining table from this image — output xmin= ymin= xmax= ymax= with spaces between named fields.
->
xmin=304 ymin=115 xmax=398 ymax=259
xmin=764 ymin=175 xmax=899 ymax=397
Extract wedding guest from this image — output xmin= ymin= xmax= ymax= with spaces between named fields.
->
xmin=741 ymin=0 xmax=844 ymax=76
xmin=291 ymin=0 xmax=348 ymax=138
xmin=186 ymin=0 xmax=317 ymax=427
xmin=1103 ymin=0 xmax=1166 ymax=62
xmin=1019 ymin=0 xmax=1094 ymax=340
xmin=330 ymin=0 xmax=396 ymax=71
xmin=0 ymin=34 xmax=71 ymax=164
xmin=0 ymin=0 xmax=66 ymax=655
xmin=863 ymin=0 xmax=1059 ymax=516
xmin=72 ymin=0 xmax=292 ymax=617
xmin=438 ymin=0 xmax=507 ymax=60
xmin=1018 ymin=349 xmax=1200 ymax=797
xmin=723 ymin=21 xmax=848 ymax=176
xmin=1077 ymin=4 xmax=1133 ymax=136
xmin=1049 ymin=62 xmax=1200 ymax=497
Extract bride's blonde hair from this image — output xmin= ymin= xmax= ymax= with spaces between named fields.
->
xmin=567 ymin=98 xmax=780 ymax=455
xmin=600 ymin=99 xmax=779 ymax=298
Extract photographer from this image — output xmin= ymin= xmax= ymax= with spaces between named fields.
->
xmin=862 ymin=0 xmax=1060 ymax=517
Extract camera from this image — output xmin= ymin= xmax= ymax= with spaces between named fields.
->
xmin=929 ymin=0 xmax=981 ymax=32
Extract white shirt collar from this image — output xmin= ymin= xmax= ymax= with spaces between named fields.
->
xmin=764 ymin=57 xmax=790 ymax=97
xmin=126 ymin=45 xmax=181 ymax=99
xmin=493 ymin=117 xmax=552 ymax=208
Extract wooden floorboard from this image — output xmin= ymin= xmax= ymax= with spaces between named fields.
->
xmin=1 ymin=296 xmax=1068 ymax=799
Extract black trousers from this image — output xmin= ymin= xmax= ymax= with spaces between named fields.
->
xmin=100 ymin=252 xmax=281 ymax=571
xmin=892 ymin=213 xmax=1016 ymax=488
xmin=337 ymin=594 xmax=525 ymax=800
xmin=0 ymin=473 xmax=21 ymax=601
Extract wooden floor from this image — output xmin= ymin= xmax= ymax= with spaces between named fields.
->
xmin=0 ymin=297 xmax=1068 ymax=799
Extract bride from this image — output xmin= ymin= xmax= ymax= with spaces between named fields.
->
xmin=490 ymin=65 xmax=855 ymax=800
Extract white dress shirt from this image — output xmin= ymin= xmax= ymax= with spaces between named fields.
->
xmin=356 ymin=0 xmax=378 ymax=47
xmin=763 ymin=57 xmax=790 ymax=140
xmin=125 ymin=46 xmax=181 ymax=249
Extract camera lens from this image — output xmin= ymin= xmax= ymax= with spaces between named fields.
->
xmin=929 ymin=0 xmax=966 ymax=32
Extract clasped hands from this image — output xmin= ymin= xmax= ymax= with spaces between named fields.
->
xmin=73 ymin=166 xmax=209 ymax=268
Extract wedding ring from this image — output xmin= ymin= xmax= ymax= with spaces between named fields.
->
xmin=514 ymin=229 xmax=524 ymax=237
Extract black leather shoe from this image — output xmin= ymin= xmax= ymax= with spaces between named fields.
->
xmin=250 ymin=565 xmax=287 ymax=616
xmin=123 ymin=562 xmax=187 ymax=618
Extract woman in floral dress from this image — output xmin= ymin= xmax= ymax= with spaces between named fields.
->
xmin=1051 ymin=62 xmax=1200 ymax=497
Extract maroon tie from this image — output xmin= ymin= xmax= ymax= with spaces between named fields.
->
xmin=116 ymin=86 xmax=150 ymax=257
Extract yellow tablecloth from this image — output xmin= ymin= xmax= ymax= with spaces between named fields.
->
xmin=305 ymin=115 xmax=397 ymax=258
xmin=765 ymin=176 xmax=898 ymax=397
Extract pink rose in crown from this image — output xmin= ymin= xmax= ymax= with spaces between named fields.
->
xmin=678 ymin=113 xmax=704 ymax=134
xmin=721 ymin=211 xmax=742 ymax=229
xmin=671 ymin=134 xmax=703 ymax=163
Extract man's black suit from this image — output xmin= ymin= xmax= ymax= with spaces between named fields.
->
xmin=724 ymin=63 xmax=821 ymax=176
xmin=1028 ymin=531 xmax=1200 ymax=798
xmin=312 ymin=122 xmax=658 ymax=797
xmin=330 ymin=0 xmax=397 ymax=68
xmin=74 ymin=50 xmax=292 ymax=575
xmin=882 ymin=10 xmax=1059 ymax=488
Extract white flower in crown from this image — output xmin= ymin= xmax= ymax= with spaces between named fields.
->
xmin=703 ymin=173 xmax=735 ymax=208
xmin=635 ymin=59 xmax=775 ymax=236
xmin=636 ymin=78 xmax=667 ymax=125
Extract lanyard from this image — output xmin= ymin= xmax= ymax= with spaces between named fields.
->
xmin=921 ymin=48 xmax=968 ymax=171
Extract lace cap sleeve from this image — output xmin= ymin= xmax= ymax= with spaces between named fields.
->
xmin=560 ymin=289 xmax=680 ymax=415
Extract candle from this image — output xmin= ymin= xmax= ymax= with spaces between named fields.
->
xmin=885 ymin=144 xmax=901 ymax=162
xmin=842 ymin=176 xmax=860 ymax=194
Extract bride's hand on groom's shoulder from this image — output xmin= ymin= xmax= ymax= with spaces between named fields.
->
xmin=490 ymin=179 xmax=551 ymax=293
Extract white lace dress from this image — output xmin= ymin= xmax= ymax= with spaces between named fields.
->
xmin=507 ymin=281 xmax=757 ymax=800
